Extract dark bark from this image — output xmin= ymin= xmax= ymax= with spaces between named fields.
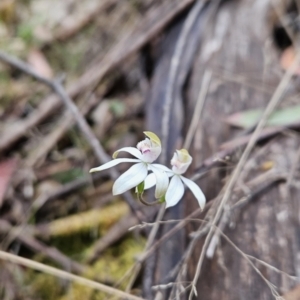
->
xmin=143 ymin=0 xmax=300 ymax=299
xmin=188 ymin=0 xmax=300 ymax=299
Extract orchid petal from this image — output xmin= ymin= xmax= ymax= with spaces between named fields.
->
xmin=181 ymin=176 xmax=206 ymax=209
xmin=113 ymin=163 xmax=148 ymax=195
xmin=151 ymin=164 xmax=173 ymax=172
xmin=89 ymin=158 xmax=140 ymax=173
xmin=151 ymin=164 xmax=173 ymax=177
xmin=149 ymin=165 xmax=169 ymax=198
xmin=144 ymin=173 xmax=156 ymax=190
xmin=171 ymin=149 xmax=192 ymax=175
xmin=113 ymin=147 xmax=143 ymax=160
xmin=141 ymin=146 xmax=161 ymax=163
xmin=165 ymin=175 xmax=184 ymax=208
xmin=137 ymin=138 xmax=161 ymax=163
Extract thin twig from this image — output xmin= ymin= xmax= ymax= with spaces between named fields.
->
xmin=32 ymin=172 xmax=104 ymax=211
xmin=134 ymin=217 xmax=287 ymax=299
xmin=0 ymin=250 xmax=144 ymax=300
xmin=216 ymin=228 xmax=283 ymax=299
xmin=247 ymin=254 xmax=298 ymax=281
xmin=169 ymin=223 xmax=210 ymax=299
xmin=220 ymin=122 xmax=300 ymax=150
xmin=129 ymin=206 xmax=209 ymax=264
xmin=41 ymin=0 xmax=119 ymax=45
xmin=125 ymin=206 xmax=166 ymax=293
xmin=169 ymin=171 xmax=286 ymax=297
xmin=139 ymin=218 xmax=287 ymax=299
xmin=26 ymin=92 xmax=101 ymax=167
xmin=0 ymin=220 xmax=85 ymax=274
xmin=183 ymin=70 xmax=212 ymax=150
xmin=206 ymin=170 xmax=287 ymax=258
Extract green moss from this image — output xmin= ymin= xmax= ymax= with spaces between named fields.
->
xmin=28 ymin=272 xmax=63 ymax=300
xmin=109 ymin=100 xmax=126 ymax=117
xmin=61 ymin=237 xmax=145 ymax=300
xmin=51 ymin=168 xmax=85 ymax=184
xmin=49 ymin=232 xmax=97 ymax=262
xmin=17 ymin=22 xmax=34 ymax=44
xmin=91 ymin=237 xmax=145 ymax=287
xmin=67 ymin=127 xmax=90 ymax=152
xmin=47 ymin=43 xmax=81 ymax=73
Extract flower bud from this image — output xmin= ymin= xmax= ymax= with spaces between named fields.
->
xmin=170 ymin=149 xmax=192 ymax=174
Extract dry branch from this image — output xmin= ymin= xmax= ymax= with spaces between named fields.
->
xmin=0 ymin=219 xmax=86 ymax=274
xmin=31 ymin=172 xmax=103 ymax=210
xmin=26 ymin=92 xmax=103 ymax=167
xmin=41 ymin=0 xmax=119 ymax=45
xmin=0 ymin=50 xmax=141 ymax=215
xmin=0 ymin=0 xmax=195 ymax=153
xmin=0 ymin=250 xmax=144 ymax=300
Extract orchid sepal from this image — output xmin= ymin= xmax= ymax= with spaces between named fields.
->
xmin=180 ymin=176 xmax=206 ymax=210
xmin=136 ymin=131 xmax=162 ymax=163
xmin=89 ymin=158 xmax=140 ymax=173
xmin=171 ymin=149 xmax=192 ymax=175
xmin=148 ymin=165 xmax=169 ymax=199
xmin=165 ymin=175 xmax=185 ymax=208
xmin=112 ymin=147 xmax=143 ymax=160
xmin=112 ymin=162 xmax=148 ymax=195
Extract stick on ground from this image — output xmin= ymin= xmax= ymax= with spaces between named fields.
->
xmin=0 ymin=250 xmax=144 ymax=300
xmin=0 ymin=50 xmax=142 ymax=216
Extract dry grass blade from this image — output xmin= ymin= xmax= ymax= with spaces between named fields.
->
xmin=125 ymin=206 xmax=165 ymax=293
xmin=183 ymin=70 xmax=212 ymax=150
xmin=0 ymin=250 xmax=144 ymax=300
xmin=43 ymin=0 xmax=119 ymax=44
xmin=0 ymin=220 xmax=86 ymax=274
xmin=139 ymin=218 xmax=287 ymax=299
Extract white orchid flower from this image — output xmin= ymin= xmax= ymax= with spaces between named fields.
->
xmin=144 ymin=149 xmax=206 ymax=209
xmin=89 ymin=131 xmax=168 ymax=199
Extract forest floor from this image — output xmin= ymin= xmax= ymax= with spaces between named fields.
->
xmin=1 ymin=1 xmax=300 ymax=300
xmin=0 ymin=0 xmax=167 ymax=299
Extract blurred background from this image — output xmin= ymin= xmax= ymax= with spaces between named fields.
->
xmin=0 ymin=0 xmax=300 ymax=299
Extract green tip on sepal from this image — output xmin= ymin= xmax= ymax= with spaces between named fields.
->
xmin=178 ymin=149 xmax=189 ymax=155
xmin=143 ymin=131 xmax=161 ymax=146
xmin=112 ymin=151 xmax=119 ymax=159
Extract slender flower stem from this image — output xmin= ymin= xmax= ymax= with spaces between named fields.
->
xmin=137 ymin=194 xmax=161 ymax=206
